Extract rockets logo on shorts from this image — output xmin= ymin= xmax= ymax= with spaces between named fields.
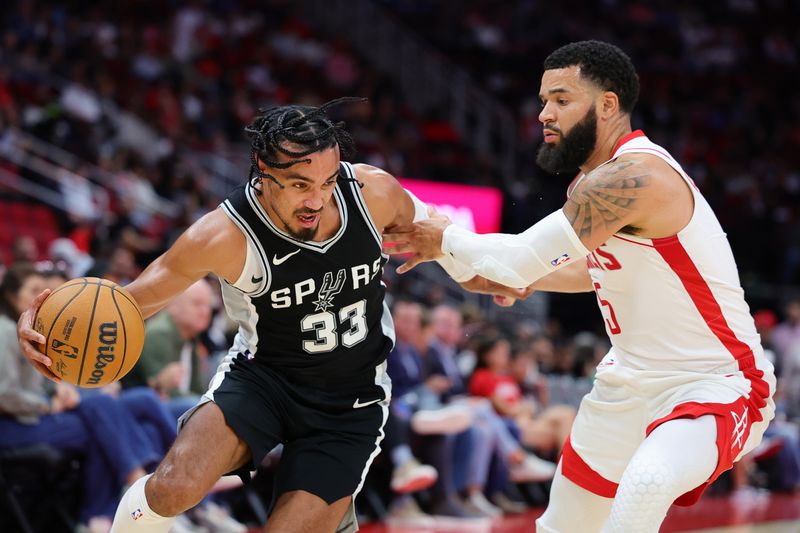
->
xmin=730 ymin=407 xmax=748 ymax=453
xmin=551 ymin=253 xmax=571 ymax=267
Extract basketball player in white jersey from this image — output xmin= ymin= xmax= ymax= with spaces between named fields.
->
xmin=384 ymin=40 xmax=776 ymax=532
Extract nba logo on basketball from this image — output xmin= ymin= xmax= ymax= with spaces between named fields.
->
xmin=131 ymin=508 xmax=143 ymax=520
xmin=550 ymin=253 xmax=571 ymax=267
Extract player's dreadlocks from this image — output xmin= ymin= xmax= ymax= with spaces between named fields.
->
xmin=244 ymin=97 xmax=365 ymax=194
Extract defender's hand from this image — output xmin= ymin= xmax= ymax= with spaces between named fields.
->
xmin=383 ymin=206 xmax=452 ymax=274
xmin=17 ymin=289 xmax=61 ymax=383
xmin=459 ymin=275 xmax=535 ymax=307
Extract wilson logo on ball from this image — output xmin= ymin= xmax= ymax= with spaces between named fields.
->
xmin=37 ymin=277 xmax=144 ymax=387
xmin=87 ymin=321 xmax=118 ymax=385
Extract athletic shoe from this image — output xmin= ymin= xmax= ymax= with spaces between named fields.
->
xmin=489 ymin=492 xmax=528 ymax=514
xmin=411 ymin=404 xmax=472 ymax=435
xmin=463 ymin=492 xmax=503 ymax=518
xmin=169 ymin=514 xmax=209 ymax=533
xmin=429 ymin=496 xmax=487 ymax=519
xmin=386 ymin=496 xmax=437 ymax=528
xmin=191 ymin=501 xmax=247 ymax=533
xmin=391 ymin=458 xmax=438 ymax=493
xmin=509 ymin=454 xmax=557 ymax=483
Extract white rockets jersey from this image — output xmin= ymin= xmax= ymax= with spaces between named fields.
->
xmin=577 ymin=131 xmax=765 ymax=374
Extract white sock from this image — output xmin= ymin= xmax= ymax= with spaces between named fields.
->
xmin=110 ymin=474 xmax=176 ymax=533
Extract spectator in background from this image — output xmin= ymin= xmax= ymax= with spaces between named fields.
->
xmin=122 ymin=278 xmax=213 ymax=421
xmin=11 ymin=236 xmax=38 ymax=265
xmin=772 ymin=298 xmax=800 ymax=376
xmin=41 ymin=267 xmax=69 ymax=291
xmin=385 ymin=299 xmax=479 ymax=521
xmin=427 ymin=304 xmax=473 ymax=392
xmin=425 ymin=310 xmax=556 ymax=516
xmin=48 ymin=237 xmax=94 ymax=278
xmin=508 ymin=341 xmax=575 ymax=456
xmin=86 ymin=245 xmax=139 ymax=286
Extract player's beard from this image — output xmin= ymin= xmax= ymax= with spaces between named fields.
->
xmin=536 ymin=106 xmax=598 ymax=174
xmin=275 ymin=207 xmax=321 ymax=241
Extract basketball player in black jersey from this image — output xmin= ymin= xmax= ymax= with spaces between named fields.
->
xmin=17 ymin=98 xmax=527 ymax=533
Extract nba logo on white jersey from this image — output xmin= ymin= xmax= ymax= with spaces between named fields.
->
xmin=551 ymin=253 xmax=571 ymax=267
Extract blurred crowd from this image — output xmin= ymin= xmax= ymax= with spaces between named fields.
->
xmin=1 ymin=0 xmax=800 ymax=531
xmin=0 ymin=0 xmax=491 ymax=272
xmin=384 ymin=0 xmax=800 ymax=289
xmin=1 ymin=0 xmax=795 ymax=290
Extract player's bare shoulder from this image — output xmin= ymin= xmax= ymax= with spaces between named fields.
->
xmin=179 ymin=207 xmax=247 ymax=282
xmin=350 ymin=163 xmax=408 ymax=231
xmin=565 ymin=153 xmax=692 ymax=243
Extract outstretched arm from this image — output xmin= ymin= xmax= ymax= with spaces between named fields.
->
xmin=532 ymin=260 xmax=593 ymax=293
xmin=17 ymin=209 xmax=246 ymax=381
xmin=124 ymin=209 xmax=245 ymax=318
xmin=384 ymin=156 xmax=658 ymax=287
xmin=354 ymin=164 xmax=531 ymax=302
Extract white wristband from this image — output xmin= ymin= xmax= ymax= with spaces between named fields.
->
xmin=441 ymin=210 xmax=590 ymax=287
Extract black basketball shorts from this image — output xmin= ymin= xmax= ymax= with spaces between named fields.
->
xmin=182 ymin=352 xmax=390 ymax=505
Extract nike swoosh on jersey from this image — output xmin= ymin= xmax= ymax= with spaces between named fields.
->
xmin=353 ymin=398 xmax=382 ymax=409
xmin=273 ymin=249 xmax=301 ymax=265
xmin=251 ymin=275 xmax=263 ymax=284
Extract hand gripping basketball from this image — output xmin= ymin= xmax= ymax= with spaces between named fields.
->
xmin=22 ymin=277 xmax=145 ymax=387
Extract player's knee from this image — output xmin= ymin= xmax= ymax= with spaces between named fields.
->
xmin=619 ymin=456 xmax=679 ymax=501
xmin=145 ymin=465 xmax=208 ymax=516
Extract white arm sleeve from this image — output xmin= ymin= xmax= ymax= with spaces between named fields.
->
xmin=441 ymin=210 xmax=590 ymax=287
xmin=405 ymin=189 xmax=477 ymax=282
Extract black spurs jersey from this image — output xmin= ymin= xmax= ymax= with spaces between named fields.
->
xmin=218 ymin=162 xmax=396 ymax=391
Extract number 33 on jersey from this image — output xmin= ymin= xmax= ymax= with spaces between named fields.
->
xmin=217 ymin=162 xmax=395 ymax=389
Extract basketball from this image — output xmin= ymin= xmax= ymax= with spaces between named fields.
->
xmin=33 ymin=277 xmax=145 ymax=388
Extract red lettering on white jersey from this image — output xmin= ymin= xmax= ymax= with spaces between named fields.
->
xmin=583 ymin=131 xmax=768 ymax=386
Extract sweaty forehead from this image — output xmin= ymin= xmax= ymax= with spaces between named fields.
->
xmin=539 ymin=66 xmax=593 ymax=97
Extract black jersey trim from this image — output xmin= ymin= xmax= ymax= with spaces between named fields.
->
xmin=221 ymin=200 xmax=272 ymax=298
xmin=343 ymin=162 xmax=383 ymax=248
xmin=245 ymin=183 xmax=348 ymax=253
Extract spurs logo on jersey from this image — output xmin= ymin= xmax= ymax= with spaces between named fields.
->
xmin=218 ymin=161 xmax=395 ymax=389
xmin=313 ymin=269 xmax=346 ymax=312
xmin=269 ymin=259 xmax=383 ymax=310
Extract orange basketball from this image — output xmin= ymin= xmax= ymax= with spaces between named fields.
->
xmin=33 ymin=277 xmax=144 ymax=388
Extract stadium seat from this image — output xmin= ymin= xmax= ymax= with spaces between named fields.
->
xmin=0 ymin=444 xmax=82 ymax=533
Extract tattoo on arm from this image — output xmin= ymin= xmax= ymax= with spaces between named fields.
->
xmin=563 ymin=160 xmax=651 ymax=241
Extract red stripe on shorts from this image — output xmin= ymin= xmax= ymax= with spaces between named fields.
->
xmin=561 ymin=435 xmax=618 ymax=498
xmin=651 ymin=235 xmax=770 ymax=505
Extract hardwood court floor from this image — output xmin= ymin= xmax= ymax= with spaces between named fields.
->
xmin=358 ymin=492 xmax=800 ymax=533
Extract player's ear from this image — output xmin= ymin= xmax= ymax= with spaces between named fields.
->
xmin=600 ymin=91 xmax=619 ymax=118
xmin=255 ymin=153 xmax=268 ymax=172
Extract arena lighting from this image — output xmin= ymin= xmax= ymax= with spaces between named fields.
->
xmin=398 ymin=178 xmax=503 ymax=233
